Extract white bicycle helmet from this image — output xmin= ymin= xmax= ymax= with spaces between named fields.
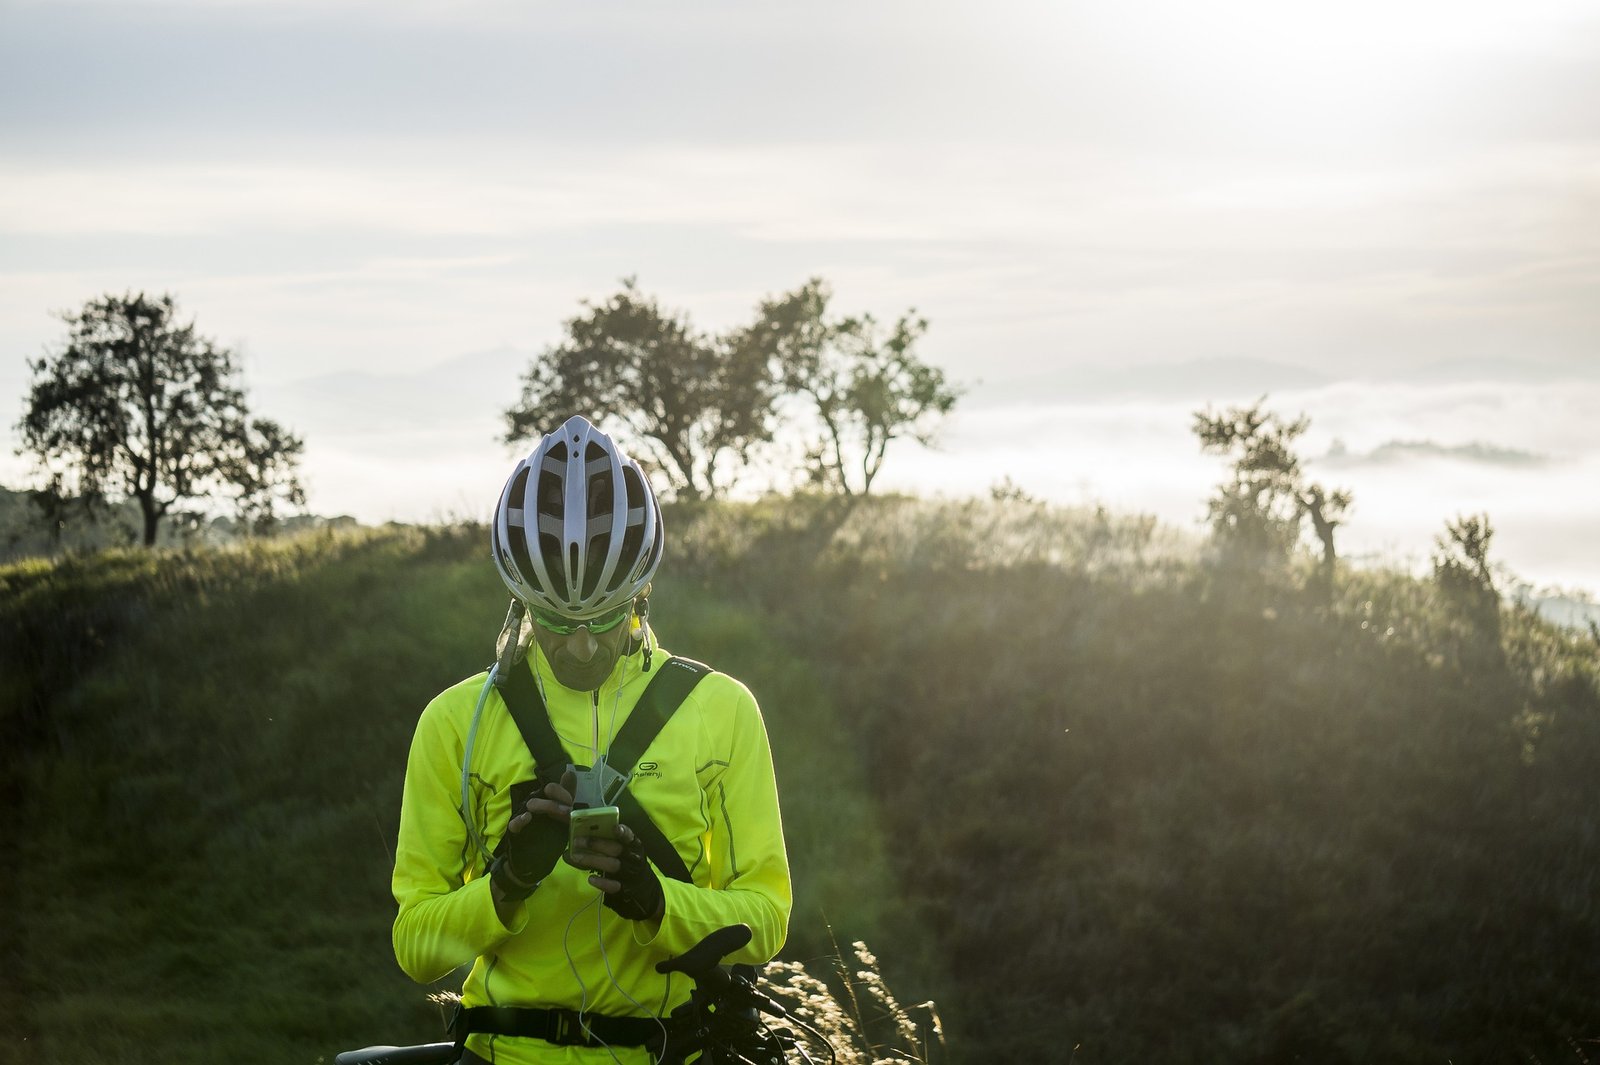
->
xmin=491 ymin=414 xmax=663 ymax=619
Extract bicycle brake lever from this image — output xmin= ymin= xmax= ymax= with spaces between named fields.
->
xmin=750 ymin=989 xmax=787 ymax=1018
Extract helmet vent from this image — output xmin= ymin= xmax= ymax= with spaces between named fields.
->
xmin=505 ymin=468 xmax=531 ymax=527
xmin=504 ymin=468 xmax=538 ymax=587
xmin=537 ymin=467 xmax=562 ymax=512
xmin=619 ymin=525 xmax=643 ymax=576
xmin=537 ymin=532 xmax=561 ymax=586
xmin=588 ymin=468 xmax=613 ymax=519
xmin=582 ymin=531 xmax=607 ymax=599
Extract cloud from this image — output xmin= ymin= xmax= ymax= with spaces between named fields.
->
xmin=1322 ymin=440 xmax=1552 ymax=468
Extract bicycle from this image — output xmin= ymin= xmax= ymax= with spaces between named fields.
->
xmin=336 ymin=924 xmax=833 ymax=1065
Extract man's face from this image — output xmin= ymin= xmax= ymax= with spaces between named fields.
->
xmin=528 ymin=603 xmax=636 ymax=692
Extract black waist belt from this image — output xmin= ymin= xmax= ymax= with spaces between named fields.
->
xmin=453 ymin=1005 xmax=663 ymax=1049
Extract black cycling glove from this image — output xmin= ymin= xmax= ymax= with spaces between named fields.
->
xmin=490 ymin=792 xmax=567 ymax=903
xmin=603 ymin=835 xmax=664 ymax=922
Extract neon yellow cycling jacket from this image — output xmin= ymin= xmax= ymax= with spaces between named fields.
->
xmin=392 ymin=639 xmax=792 ymax=1064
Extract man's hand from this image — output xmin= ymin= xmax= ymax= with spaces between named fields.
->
xmin=491 ymin=773 xmax=574 ymax=903
xmin=568 ymin=823 xmax=664 ymax=922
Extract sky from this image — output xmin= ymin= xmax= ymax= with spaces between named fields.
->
xmin=2 ymin=0 xmax=1598 ymax=592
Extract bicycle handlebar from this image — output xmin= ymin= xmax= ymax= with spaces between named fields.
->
xmin=333 ymin=1042 xmax=456 ymax=1065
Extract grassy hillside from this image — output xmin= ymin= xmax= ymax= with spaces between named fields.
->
xmin=0 ymin=524 xmax=912 ymax=1065
xmin=4 ymin=497 xmax=1599 ymax=1064
xmin=3 ymin=528 xmax=489 ymax=1064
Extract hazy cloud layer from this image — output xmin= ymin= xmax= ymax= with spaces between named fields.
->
xmin=882 ymin=379 xmax=1600 ymax=594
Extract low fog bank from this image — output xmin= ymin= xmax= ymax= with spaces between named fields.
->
xmin=4 ymin=371 xmax=1594 ymax=600
xmin=886 ymin=379 xmax=1600 ymax=597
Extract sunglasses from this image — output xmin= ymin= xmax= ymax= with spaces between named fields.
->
xmin=529 ymin=601 xmax=632 ymax=636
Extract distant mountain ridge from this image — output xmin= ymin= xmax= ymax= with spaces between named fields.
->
xmin=1397 ymin=356 xmax=1600 ymax=385
xmin=256 ymin=343 xmax=531 ymax=444
xmin=981 ymin=357 xmax=1332 ymax=404
xmin=975 ymin=354 xmax=1598 ymax=406
xmin=257 ymin=345 xmax=533 ymax=439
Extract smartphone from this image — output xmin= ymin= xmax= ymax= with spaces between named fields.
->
xmin=568 ymin=804 xmax=620 ymax=846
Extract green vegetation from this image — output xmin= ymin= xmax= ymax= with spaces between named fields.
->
xmin=4 ymin=497 xmax=1599 ymax=1064
xmin=2 ymin=528 xmax=485 ymax=1064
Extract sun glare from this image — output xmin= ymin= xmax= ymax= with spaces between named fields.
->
xmin=1041 ymin=0 xmax=1600 ymax=149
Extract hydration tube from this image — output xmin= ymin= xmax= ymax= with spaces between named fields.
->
xmin=461 ymin=599 xmax=528 ymax=865
xmin=460 ymin=665 xmax=498 ymax=865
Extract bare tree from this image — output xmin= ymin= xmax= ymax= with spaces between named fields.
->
xmin=1301 ymin=483 xmax=1354 ymax=589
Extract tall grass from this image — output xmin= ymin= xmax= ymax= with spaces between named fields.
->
xmin=765 ymin=938 xmax=946 ymax=1065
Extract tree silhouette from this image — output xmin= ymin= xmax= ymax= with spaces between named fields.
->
xmin=1300 ymin=483 xmax=1353 ymax=588
xmin=504 ymin=279 xmax=774 ymax=499
xmin=16 ymin=292 xmax=305 ymax=545
xmin=740 ymin=278 xmax=960 ymax=499
xmin=506 ymin=278 xmax=960 ymax=502
xmin=226 ymin=418 xmax=309 ymax=535
xmin=1432 ymin=512 xmax=1501 ymax=636
xmin=1194 ymin=397 xmax=1351 ymax=578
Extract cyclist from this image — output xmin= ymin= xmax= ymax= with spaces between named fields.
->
xmin=391 ymin=414 xmax=792 ymax=1065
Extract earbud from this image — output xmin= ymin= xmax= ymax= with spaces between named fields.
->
xmin=635 ymin=596 xmax=653 ymax=671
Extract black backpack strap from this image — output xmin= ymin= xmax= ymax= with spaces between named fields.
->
xmin=491 ymin=655 xmax=712 ymax=885
xmin=494 ymin=657 xmax=569 ymax=775
xmin=606 ymin=657 xmax=711 ymax=777
xmin=609 ymin=657 xmax=710 ymax=885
